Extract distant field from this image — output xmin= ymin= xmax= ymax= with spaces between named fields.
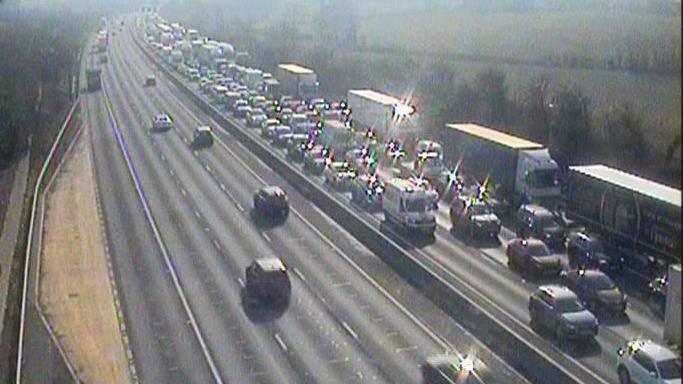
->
xmin=355 ymin=9 xmax=681 ymax=149
xmin=358 ymin=10 xmax=680 ymax=69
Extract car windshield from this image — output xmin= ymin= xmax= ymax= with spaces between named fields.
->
xmin=469 ymin=203 xmax=490 ymax=216
xmin=527 ymin=243 xmax=551 ymax=256
xmin=555 ymin=297 xmax=585 ymax=313
xmin=588 ymin=274 xmax=616 ymax=291
xmin=528 ymin=168 xmax=559 ymax=189
xmin=658 ymin=358 xmax=682 ymax=379
xmin=535 ymin=214 xmax=560 ymax=229
xmin=405 ymin=198 xmax=431 ymax=213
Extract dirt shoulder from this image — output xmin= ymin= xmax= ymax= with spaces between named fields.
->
xmin=39 ymin=126 xmax=131 ymax=384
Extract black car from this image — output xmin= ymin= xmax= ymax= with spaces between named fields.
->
xmin=566 ymin=231 xmax=615 ymax=271
xmin=529 ymin=285 xmax=599 ymax=341
xmin=191 ymin=126 xmax=213 ymax=148
xmin=253 ymin=186 xmax=289 ymax=219
xmin=515 ymin=204 xmax=566 ymax=251
xmin=506 ymin=238 xmax=562 ymax=277
xmin=560 ymin=269 xmax=627 ymax=315
xmin=449 ymin=195 xmax=501 ymax=240
xmin=245 ymin=258 xmax=291 ymax=303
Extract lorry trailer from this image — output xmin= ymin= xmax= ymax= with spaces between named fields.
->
xmin=277 ymin=63 xmax=319 ymax=101
xmin=444 ymin=123 xmax=561 ymax=210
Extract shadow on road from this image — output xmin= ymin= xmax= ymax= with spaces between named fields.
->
xmin=241 ymin=288 xmax=289 ymax=323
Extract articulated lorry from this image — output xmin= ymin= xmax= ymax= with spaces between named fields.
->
xmin=566 ymin=164 xmax=681 ymax=277
xmin=347 ymin=89 xmax=417 ymax=142
xmin=445 ymin=123 xmax=561 ymax=211
xmin=277 ymin=63 xmax=319 ymax=101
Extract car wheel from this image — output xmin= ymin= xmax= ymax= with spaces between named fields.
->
xmin=617 ymin=366 xmax=630 ymax=384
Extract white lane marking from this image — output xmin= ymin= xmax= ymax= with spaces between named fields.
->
xmin=219 ymin=183 xmax=226 ymax=191
xmin=261 ymin=232 xmax=272 ymax=243
xmin=180 ymin=188 xmax=187 ymax=197
xmin=235 ymin=203 xmax=244 ymax=212
xmin=293 ymin=268 xmax=306 ymax=282
xmin=273 ymin=333 xmax=288 ymax=352
xmin=341 ymin=321 xmax=358 ymax=340
xmin=236 ymin=277 xmax=245 ymax=288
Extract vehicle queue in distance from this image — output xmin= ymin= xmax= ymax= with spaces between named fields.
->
xmin=140 ymin=12 xmax=681 ymax=383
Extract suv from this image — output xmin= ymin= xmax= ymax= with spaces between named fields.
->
xmin=617 ymin=339 xmax=681 ymax=384
xmin=560 ymin=269 xmax=627 ymax=315
xmin=145 ymin=75 xmax=156 ymax=86
xmin=253 ymin=186 xmax=289 ymax=219
xmin=151 ymin=114 xmax=173 ymax=131
xmin=515 ymin=204 xmax=566 ymax=250
xmin=245 ymin=258 xmax=291 ymax=303
xmin=192 ymin=126 xmax=213 ymax=148
xmin=260 ymin=118 xmax=280 ymax=139
xmin=566 ymin=231 xmax=615 ymax=271
xmin=506 ymin=238 xmax=562 ymax=277
xmin=286 ymin=133 xmax=310 ymax=163
xmin=529 ymin=285 xmax=599 ymax=341
xmin=246 ymin=108 xmax=267 ymax=128
xmin=449 ymin=195 xmax=501 ymax=241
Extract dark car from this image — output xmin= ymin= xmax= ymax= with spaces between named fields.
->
xmin=245 ymin=258 xmax=291 ymax=303
xmin=145 ymin=75 xmax=156 ymax=86
xmin=286 ymin=134 xmax=311 ymax=163
xmin=421 ymin=354 xmax=475 ymax=384
xmin=506 ymin=238 xmax=562 ymax=277
xmin=566 ymin=231 xmax=615 ymax=271
xmin=303 ymin=145 xmax=328 ymax=175
xmin=560 ymin=269 xmax=627 ymax=315
xmin=515 ymin=204 xmax=566 ymax=250
xmin=529 ymin=285 xmax=599 ymax=340
xmin=350 ymin=173 xmax=384 ymax=210
xmin=191 ymin=126 xmax=213 ymax=148
xmin=449 ymin=195 xmax=501 ymax=241
xmin=253 ymin=186 xmax=289 ymax=219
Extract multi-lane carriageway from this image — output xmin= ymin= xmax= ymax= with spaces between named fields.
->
xmin=84 ymin=16 xmax=531 ymax=384
xmin=84 ymin=14 xmax=666 ymax=383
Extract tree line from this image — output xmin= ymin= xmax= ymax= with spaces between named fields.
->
xmin=0 ymin=5 xmax=88 ymax=168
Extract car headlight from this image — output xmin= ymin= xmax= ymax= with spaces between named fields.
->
xmin=545 ymin=233 xmax=552 ymax=239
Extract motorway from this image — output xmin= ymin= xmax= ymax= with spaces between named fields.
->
xmin=125 ymin=12 xmax=670 ymax=384
xmin=81 ymin=16 xmax=531 ymax=384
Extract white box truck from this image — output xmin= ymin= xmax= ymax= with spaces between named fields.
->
xmin=382 ymin=178 xmax=437 ymax=236
xmin=277 ymin=63 xmax=319 ymax=100
xmin=347 ymin=89 xmax=417 ymax=141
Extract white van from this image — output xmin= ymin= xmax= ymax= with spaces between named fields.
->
xmin=382 ymin=178 xmax=436 ymax=236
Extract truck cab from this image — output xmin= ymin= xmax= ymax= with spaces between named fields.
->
xmin=516 ymin=149 xmax=561 ymax=206
xmin=382 ymin=178 xmax=436 ymax=237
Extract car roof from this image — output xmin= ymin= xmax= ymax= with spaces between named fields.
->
xmin=260 ymin=186 xmax=285 ymax=196
xmin=520 ymin=204 xmax=552 ymax=215
xmin=628 ymin=339 xmax=680 ymax=361
xmin=514 ymin=237 xmax=546 ymax=247
xmin=537 ymin=285 xmax=577 ymax=300
xmin=254 ymin=257 xmax=286 ymax=272
xmin=154 ymin=114 xmax=170 ymax=120
xmin=425 ymin=354 xmax=460 ymax=368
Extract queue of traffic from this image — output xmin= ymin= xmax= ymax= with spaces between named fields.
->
xmin=137 ymin=11 xmax=681 ymax=383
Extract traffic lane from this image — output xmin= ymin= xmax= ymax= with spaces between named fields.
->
xmin=152 ymin=82 xmax=528 ymax=384
xmin=110 ymin=39 xmax=393 ymax=384
xmin=433 ymin=200 xmax=665 ymax=343
xmin=87 ymin=76 xmax=214 ymax=382
xmin=105 ymin=45 xmax=303 ymax=384
xmin=120 ymin=39 xmax=490 ymax=383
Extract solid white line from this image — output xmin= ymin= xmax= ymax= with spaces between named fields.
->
xmin=273 ymin=333 xmax=288 ymax=352
xmin=101 ymin=85 xmax=223 ymax=383
xmin=341 ymin=321 xmax=358 ymax=340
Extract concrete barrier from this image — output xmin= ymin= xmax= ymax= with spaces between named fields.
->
xmin=135 ymin=34 xmax=604 ymax=384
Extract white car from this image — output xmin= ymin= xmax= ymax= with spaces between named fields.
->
xmin=151 ymin=114 xmax=173 ymax=131
xmin=617 ymin=339 xmax=681 ymax=384
xmin=323 ymin=161 xmax=357 ymax=191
